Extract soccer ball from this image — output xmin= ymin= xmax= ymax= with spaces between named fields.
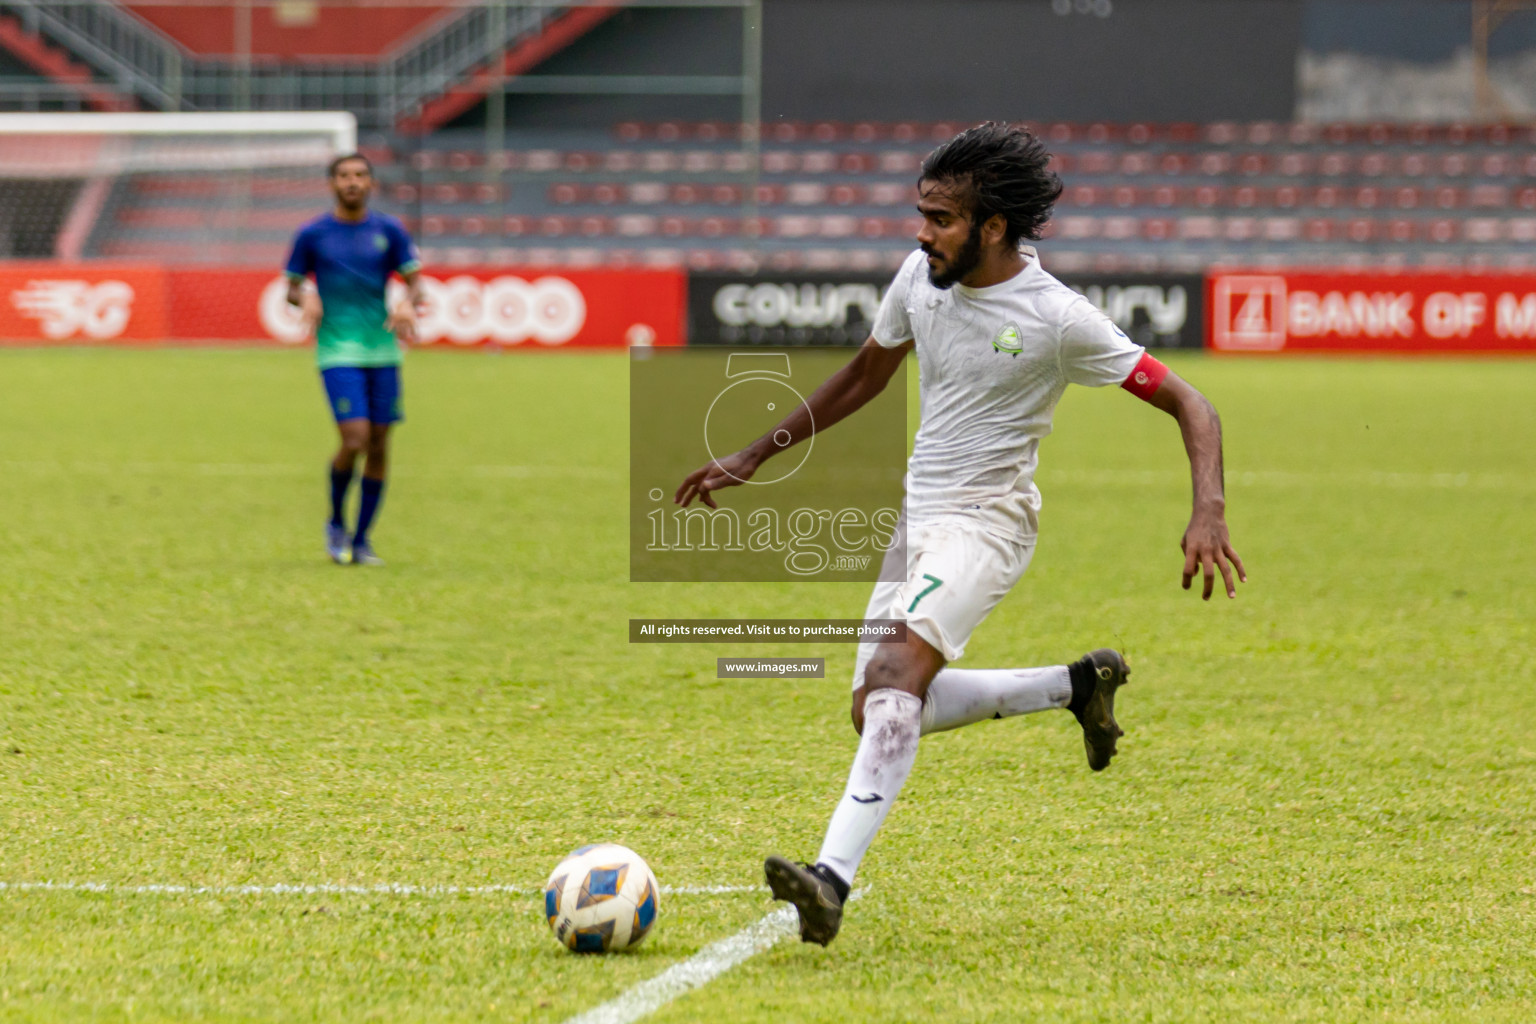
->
xmin=543 ymin=843 xmax=660 ymax=953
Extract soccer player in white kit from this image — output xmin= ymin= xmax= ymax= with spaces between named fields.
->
xmin=674 ymin=123 xmax=1246 ymax=945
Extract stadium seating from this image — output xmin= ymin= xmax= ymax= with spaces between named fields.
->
xmin=88 ymin=121 xmax=1536 ymax=271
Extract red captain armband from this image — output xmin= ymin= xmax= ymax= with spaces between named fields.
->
xmin=1121 ymin=352 xmax=1170 ymax=401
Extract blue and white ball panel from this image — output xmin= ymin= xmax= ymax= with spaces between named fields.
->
xmin=543 ymin=843 xmax=660 ymax=953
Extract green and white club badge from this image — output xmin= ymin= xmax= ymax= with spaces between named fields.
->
xmin=992 ymin=321 xmax=1023 ymax=356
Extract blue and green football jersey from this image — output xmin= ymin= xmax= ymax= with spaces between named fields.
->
xmin=284 ymin=211 xmax=421 ymax=369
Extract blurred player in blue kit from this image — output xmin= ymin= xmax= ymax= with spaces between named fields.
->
xmin=285 ymin=153 xmax=424 ymax=565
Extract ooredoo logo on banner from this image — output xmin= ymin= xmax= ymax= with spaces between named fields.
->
xmin=1209 ymin=272 xmax=1536 ymax=353
xmin=253 ymin=269 xmax=680 ymax=348
xmin=0 ymin=265 xmax=167 ymax=343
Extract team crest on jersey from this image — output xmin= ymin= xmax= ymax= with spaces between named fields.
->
xmin=373 ymin=233 xmax=389 ymax=252
xmin=992 ymin=321 xmax=1023 ymax=356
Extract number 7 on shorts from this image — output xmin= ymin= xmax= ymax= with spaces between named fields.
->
xmin=907 ymin=573 xmax=943 ymax=612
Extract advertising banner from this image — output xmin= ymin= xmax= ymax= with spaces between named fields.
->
xmin=1208 ymin=272 xmax=1536 ymax=353
xmin=687 ymin=270 xmax=1203 ymax=348
xmin=2 ymin=265 xmax=686 ymax=348
xmin=0 ymin=264 xmax=167 ymax=344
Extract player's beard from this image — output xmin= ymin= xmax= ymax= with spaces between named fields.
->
xmin=924 ymin=221 xmax=984 ymax=289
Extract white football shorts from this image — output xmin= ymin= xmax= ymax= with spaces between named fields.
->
xmin=851 ymin=517 xmax=1034 ymax=689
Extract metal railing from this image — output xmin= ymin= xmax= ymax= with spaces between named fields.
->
xmin=0 ymin=0 xmax=570 ymax=127
xmin=383 ymin=3 xmax=561 ymax=123
xmin=0 ymin=0 xmax=183 ymax=109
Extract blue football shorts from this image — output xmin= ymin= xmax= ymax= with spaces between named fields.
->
xmin=320 ymin=365 xmax=403 ymax=425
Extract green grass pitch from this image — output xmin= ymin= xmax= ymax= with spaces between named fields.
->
xmin=1 ymin=347 xmax=1533 ymax=1022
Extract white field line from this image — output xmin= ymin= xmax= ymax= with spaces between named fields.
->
xmin=1045 ymin=467 xmax=1535 ymax=490
xmin=1 ymin=460 xmax=1529 ymax=490
xmin=0 ymin=880 xmax=759 ymax=898
xmin=0 ymin=460 xmax=618 ymax=480
xmin=565 ymin=889 xmax=865 ymax=1024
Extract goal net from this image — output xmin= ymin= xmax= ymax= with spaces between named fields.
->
xmin=0 ymin=112 xmax=354 ymax=343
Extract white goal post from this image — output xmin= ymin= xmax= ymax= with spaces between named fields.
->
xmin=0 ymin=110 xmax=358 ymax=263
xmin=0 ymin=111 xmax=356 ymax=152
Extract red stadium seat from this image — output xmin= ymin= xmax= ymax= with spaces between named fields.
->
xmin=1509 ymin=219 xmax=1536 ymax=243
xmin=1237 ymin=153 xmax=1269 ymax=176
xmin=1469 ymin=185 xmax=1507 ymax=208
xmin=1425 ymin=219 xmax=1460 ymax=243
xmin=855 ymin=217 xmax=885 ymax=239
xmin=786 ymin=183 xmax=829 ymax=205
xmin=801 ymin=152 xmax=838 ymax=174
xmin=1463 ymin=218 xmax=1503 ymax=243
xmin=1439 ymin=152 xmax=1472 ymax=175
xmin=682 ymin=152 xmax=722 ymax=173
xmin=1198 ymin=152 xmax=1232 ymax=176
xmin=1077 ymin=152 xmax=1115 ymax=175
xmin=1178 ymin=216 xmax=1220 ymax=240
xmin=1431 ymin=187 xmax=1464 ymax=209
xmin=868 ymin=182 xmax=912 ymax=205
xmin=614 ymin=214 xmax=659 ymax=237
xmin=1223 ymin=217 xmax=1258 ymax=241
xmin=1318 ymin=153 xmax=1351 ymax=176
xmin=1343 ymin=218 xmax=1376 ymax=243
xmin=1262 ymin=217 xmax=1301 ymax=241
xmin=628 ymin=182 xmax=668 ymax=204
xmin=1303 ymin=218 xmax=1334 ymax=242
xmin=640 ymin=151 xmax=681 ymax=173
xmin=1119 ymin=153 xmax=1154 ymax=175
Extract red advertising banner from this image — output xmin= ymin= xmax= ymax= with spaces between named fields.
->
xmin=1208 ymin=272 xmax=1536 ymax=353
xmin=0 ymin=264 xmax=168 ymax=344
xmin=2 ymin=264 xmax=685 ymax=349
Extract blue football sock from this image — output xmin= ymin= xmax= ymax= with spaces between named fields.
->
xmin=354 ymin=476 xmax=385 ymax=545
xmin=329 ymin=466 xmax=354 ymax=527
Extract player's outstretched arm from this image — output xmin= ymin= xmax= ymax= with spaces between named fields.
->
xmin=674 ymin=337 xmax=911 ymax=509
xmin=1144 ymin=370 xmax=1247 ymax=600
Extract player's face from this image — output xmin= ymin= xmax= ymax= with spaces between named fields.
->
xmin=330 ymin=160 xmax=373 ymax=211
xmin=915 ymin=179 xmax=983 ymax=289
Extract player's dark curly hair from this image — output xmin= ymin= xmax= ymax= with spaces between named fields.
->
xmin=919 ymin=122 xmax=1063 ymax=244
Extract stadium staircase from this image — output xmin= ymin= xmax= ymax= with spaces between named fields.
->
xmin=0 ymin=7 xmax=136 ymax=111
xmin=0 ymin=1 xmax=622 ymax=130
xmin=87 ymin=120 xmax=1536 ymax=272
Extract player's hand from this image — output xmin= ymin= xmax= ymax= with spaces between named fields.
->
xmin=300 ymin=292 xmax=323 ymax=342
xmin=1181 ymin=508 xmax=1246 ymax=600
xmin=674 ymin=448 xmax=763 ymax=509
xmin=386 ymin=304 xmax=418 ymax=344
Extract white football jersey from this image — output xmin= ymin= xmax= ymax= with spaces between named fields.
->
xmin=872 ymin=247 xmax=1145 ymax=538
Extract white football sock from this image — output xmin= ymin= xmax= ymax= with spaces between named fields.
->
xmin=815 ymin=688 xmax=922 ymax=886
xmin=920 ymin=666 xmax=1071 ymax=735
